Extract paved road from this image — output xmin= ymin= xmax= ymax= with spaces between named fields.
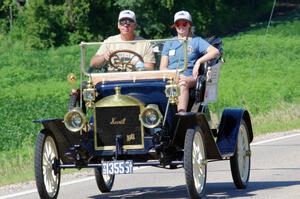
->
xmin=1 ymin=132 xmax=300 ymax=199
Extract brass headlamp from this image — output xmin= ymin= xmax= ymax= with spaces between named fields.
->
xmin=139 ymin=104 xmax=163 ymax=128
xmin=64 ymin=108 xmax=87 ymax=132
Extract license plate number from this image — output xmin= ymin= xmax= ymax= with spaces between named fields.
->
xmin=102 ymin=160 xmax=133 ymax=175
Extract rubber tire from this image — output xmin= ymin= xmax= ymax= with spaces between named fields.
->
xmin=35 ymin=131 xmax=61 ymax=199
xmin=184 ymin=128 xmax=207 ymax=199
xmin=230 ymin=120 xmax=251 ymax=189
xmin=94 ymin=167 xmax=115 ymax=193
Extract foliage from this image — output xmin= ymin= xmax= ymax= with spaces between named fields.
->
xmin=0 ymin=0 xmax=274 ymax=48
xmin=0 ymin=0 xmax=16 ymax=33
xmin=64 ymin=0 xmax=93 ymax=44
xmin=0 ymin=0 xmax=92 ymax=48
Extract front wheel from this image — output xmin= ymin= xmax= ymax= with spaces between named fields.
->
xmin=184 ymin=128 xmax=207 ymax=199
xmin=230 ymin=120 xmax=251 ymax=189
xmin=35 ymin=131 xmax=61 ymax=199
xmin=94 ymin=167 xmax=115 ymax=193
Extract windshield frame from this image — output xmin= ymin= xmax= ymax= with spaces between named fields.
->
xmin=80 ymin=38 xmax=188 ymax=84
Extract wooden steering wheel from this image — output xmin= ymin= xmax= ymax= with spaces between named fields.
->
xmin=108 ymin=49 xmax=144 ymax=72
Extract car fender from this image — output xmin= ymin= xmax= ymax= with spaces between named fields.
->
xmin=172 ymin=112 xmax=222 ymax=159
xmin=34 ymin=119 xmax=83 ymax=163
xmin=216 ymin=108 xmax=253 ymax=156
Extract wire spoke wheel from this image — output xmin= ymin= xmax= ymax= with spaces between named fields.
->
xmin=184 ymin=128 xmax=207 ymax=198
xmin=230 ymin=120 xmax=251 ymax=189
xmin=35 ymin=131 xmax=61 ymax=199
xmin=94 ymin=166 xmax=115 ymax=193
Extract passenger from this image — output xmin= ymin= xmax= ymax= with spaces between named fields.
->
xmin=160 ymin=11 xmax=220 ymax=112
xmin=90 ymin=10 xmax=155 ymax=71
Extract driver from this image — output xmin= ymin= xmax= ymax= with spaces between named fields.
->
xmin=90 ymin=10 xmax=155 ymax=71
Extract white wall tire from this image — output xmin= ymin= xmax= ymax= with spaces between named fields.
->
xmin=94 ymin=167 xmax=115 ymax=193
xmin=230 ymin=120 xmax=251 ymax=189
xmin=35 ymin=132 xmax=60 ymax=199
xmin=184 ymin=128 xmax=207 ymax=198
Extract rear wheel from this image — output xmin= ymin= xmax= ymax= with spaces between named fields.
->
xmin=230 ymin=120 xmax=251 ymax=189
xmin=35 ymin=131 xmax=61 ymax=199
xmin=94 ymin=167 xmax=115 ymax=193
xmin=184 ymin=128 xmax=207 ymax=198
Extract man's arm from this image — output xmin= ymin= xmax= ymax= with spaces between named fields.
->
xmin=90 ymin=54 xmax=105 ymax=68
xmin=90 ymin=51 xmax=111 ymax=68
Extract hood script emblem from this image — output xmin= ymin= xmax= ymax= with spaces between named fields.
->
xmin=110 ymin=117 xmax=126 ymax=125
xmin=127 ymin=133 xmax=136 ymax=142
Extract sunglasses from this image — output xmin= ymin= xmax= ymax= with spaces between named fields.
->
xmin=175 ymin=21 xmax=189 ymax=27
xmin=119 ymin=19 xmax=135 ymax=26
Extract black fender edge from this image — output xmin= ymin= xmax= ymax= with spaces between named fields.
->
xmin=217 ymin=108 xmax=253 ymax=156
xmin=172 ymin=112 xmax=222 ymax=159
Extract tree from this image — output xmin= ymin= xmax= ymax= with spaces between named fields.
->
xmin=1 ymin=0 xmax=274 ymax=48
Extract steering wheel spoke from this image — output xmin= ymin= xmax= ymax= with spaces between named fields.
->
xmin=108 ymin=50 xmax=144 ymax=72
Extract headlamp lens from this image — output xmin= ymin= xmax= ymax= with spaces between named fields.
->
xmin=139 ymin=105 xmax=162 ymax=128
xmin=165 ymin=84 xmax=180 ymax=97
xmin=144 ymin=110 xmax=159 ymax=125
xmin=83 ymin=88 xmax=95 ymax=101
xmin=71 ymin=113 xmax=83 ymax=128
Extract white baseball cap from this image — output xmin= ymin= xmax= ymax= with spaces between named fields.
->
xmin=118 ymin=10 xmax=136 ymax=22
xmin=174 ymin=11 xmax=192 ymax=23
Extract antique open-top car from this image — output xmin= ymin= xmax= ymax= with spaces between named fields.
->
xmin=34 ymin=38 xmax=253 ymax=199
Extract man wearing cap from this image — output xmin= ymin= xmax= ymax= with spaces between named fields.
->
xmin=160 ymin=11 xmax=220 ymax=112
xmin=90 ymin=10 xmax=155 ymax=71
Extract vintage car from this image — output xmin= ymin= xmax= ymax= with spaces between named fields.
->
xmin=34 ymin=38 xmax=253 ymax=199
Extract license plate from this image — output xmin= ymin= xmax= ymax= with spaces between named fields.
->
xmin=102 ymin=160 xmax=133 ymax=175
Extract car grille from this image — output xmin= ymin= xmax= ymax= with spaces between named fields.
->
xmin=94 ymin=106 xmax=143 ymax=150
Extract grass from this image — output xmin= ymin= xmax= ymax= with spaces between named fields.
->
xmin=0 ymin=10 xmax=300 ymax=185
xmin=253 ymin=101 xmax=300 ymax=134
xmin=0 ymin=147 xmax=34 ymax=185
xmin=210 ymin=16 xmax=300 ymax=131
xmin=213 ymin=20 xmax=300 ymax=115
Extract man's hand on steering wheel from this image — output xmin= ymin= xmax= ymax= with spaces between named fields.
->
xmin=104 ymin=51 xmax=112 ymax=61
xmin=108 ymin=49 xmax=144 ymax=72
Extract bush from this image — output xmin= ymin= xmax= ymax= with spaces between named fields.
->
xmin=1 ymin=0 xmax=275 ymax=48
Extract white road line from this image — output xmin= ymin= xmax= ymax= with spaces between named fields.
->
xmin=0 ymin=177 xmax=96 ymax=199
xmin=60 ymin=176 xmax=95 ymax=186
xmin=251 ymin=133 xmax=300 ymax=146
xmin=0 ymin=189 xmax=37 ymax=199
xmin=1 ymin=132 xmax=300 ymax=199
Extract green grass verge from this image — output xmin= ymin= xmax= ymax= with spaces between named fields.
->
xmin=253 ymin=101 xmax=300 ymax=135
xmin=0 ymin=147 xmax=34 ymax=185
